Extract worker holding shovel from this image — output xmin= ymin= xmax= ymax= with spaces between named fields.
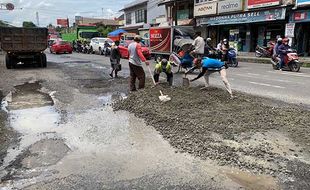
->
xmin=153 ymin=58 xmax=173 ymax=86
xmin=128 ymin=35 xmax=149 ymax=91
xmin=190 ymin=57 xmax=233 ymax=98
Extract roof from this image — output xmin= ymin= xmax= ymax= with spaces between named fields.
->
xmin=108 ymin=29 xmax=127 ymax=37
xmin=120 ymin=0 xmax=148 ymax=11
xmin=158 ymin=0 xmax=191 ymax=6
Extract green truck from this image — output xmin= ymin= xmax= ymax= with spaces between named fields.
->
xmin=62 ymin=25 xmax=102 ymax=42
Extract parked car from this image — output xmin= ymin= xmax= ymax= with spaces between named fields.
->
xmin=90 ymin=37 xmax=113 ymax=55
xmin=50 ymin=40 xmax=73 ymax=54
xmin=118 ymin=40 xmax=151 ymax=59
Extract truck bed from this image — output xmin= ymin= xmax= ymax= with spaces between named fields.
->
xmin=0 ymin=27 xmax=48 ymax=52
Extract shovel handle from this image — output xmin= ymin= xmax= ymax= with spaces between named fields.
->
xmin=147 ymin=65 xmax=157 ymax=86
xmin=159 ymin=90 xmax=164 ymax=96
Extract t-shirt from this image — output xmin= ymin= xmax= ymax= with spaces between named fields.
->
xmin=128 ymin=42 xmax=146 ymax=67
xmin=202 ymin=57 xmax=224 ymax=68
xmin=192 ymin=36 xmax=205 ymax=54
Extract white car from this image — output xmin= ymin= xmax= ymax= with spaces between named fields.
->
xmin=90 ymin=37 xmax=113 ymax=55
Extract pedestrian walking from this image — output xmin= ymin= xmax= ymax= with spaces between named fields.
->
xmin=109 ymin=41 xmax=121 ymax=78
xmin=128 ymin=35 xmax=149 ymax=91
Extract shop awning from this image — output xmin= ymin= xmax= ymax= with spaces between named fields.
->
xmin=197 ymin=8 xmax=286 ymax=26
xmin=108 ymin=29 xmax=127 ymax=37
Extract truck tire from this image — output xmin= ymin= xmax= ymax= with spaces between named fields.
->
xmin=5 ymin=54 xmax=13 ymax=69
xmin=40 ymin=53 xmax=47 ymax=68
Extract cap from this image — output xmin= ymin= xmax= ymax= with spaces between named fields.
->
xmin=134 ymin=35 xmax=142 ymax=42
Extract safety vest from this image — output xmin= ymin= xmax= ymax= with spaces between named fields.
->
xmin=155 ymin=62 xmax=172 ymax=73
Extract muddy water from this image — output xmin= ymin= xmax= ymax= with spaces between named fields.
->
xmin=0 ymin=82 xmax=279 ymax=189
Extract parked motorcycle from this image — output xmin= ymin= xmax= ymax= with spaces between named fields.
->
xmin=255 ymin=41 xmax=275 ymax=58
xmin=227 ymin=48 xmax=238 ymax=67
xmin=270 ymin=49 xmax=301 ymax=72
xmin=82 ymin=44 xmax=92 ymax=54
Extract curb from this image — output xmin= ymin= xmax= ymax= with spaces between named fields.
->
xmin=238 ymin=57 xmax=310 ymax=67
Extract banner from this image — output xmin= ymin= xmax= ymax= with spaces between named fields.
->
xmin=248 ymin=0 xmax=279 ymax=9
xmin=149 ymin=28 xmax=171 ymax=54
xmin=57 ymin=19 xmax=69 ymax=27
xmin=194 ymin=2 xmax=217 ymax=17
xmin=218 ymin=0 xmax=243 ymax=13
xmin=197 ymin=8 xmax=286 ymax=26
xmin=297 ymin=0 xmax=310 ymax=6
xmin=285 ymin=23 xmax=295 ymax=37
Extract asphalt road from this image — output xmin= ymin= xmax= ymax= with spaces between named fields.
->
xmin=54 ymin=52 xmax=310 ymax=106
xmin=0 ymin=52 xmax=309 ymax=189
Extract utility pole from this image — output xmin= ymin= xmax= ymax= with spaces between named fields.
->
xmin=36 ymin=11 xmax=40 ymax=26
xmin=102 ymin=8 xmax=104 ymax=18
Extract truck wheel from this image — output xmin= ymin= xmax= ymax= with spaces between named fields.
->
xmin=41 ymin=53 xmax=47 ymax=68
xmin=5 ymin=54 xmax=13 ymax=69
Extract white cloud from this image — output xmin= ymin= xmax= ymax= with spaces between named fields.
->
xmin=0 ymin=0 xmax=128 ymax=27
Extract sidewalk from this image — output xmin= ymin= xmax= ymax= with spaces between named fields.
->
xmin=238 ymin=52 xmax=310 ymax=67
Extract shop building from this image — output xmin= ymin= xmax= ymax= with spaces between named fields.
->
xmin=195 ymin=0 xmax=294 ymax=52
xmin=289 ymin=0 xmax=310 ymax=56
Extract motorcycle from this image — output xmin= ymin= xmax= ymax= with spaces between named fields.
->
xmin=255 ymin=41 xmax=275 ymax=58
xmin=227 ymin=48 xmax=238 ymax=67
xmin=271 ymin=49 xmax=301 ymax=72
xmin=82 ymin=44 xmax=92 ymax=54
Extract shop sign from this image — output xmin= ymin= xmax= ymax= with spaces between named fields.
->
xmin=285 ymin=23 xmax=295 ymax=37
xmin=248 ymin=0 xmax=280 ymax=9
xmin=297 ymin=0 xmax=310 ymax=6
xmin=197 ymin=8 xmax=286 ymax=26
xmin=290 ymin=10 xmax=310 ymax=22
xmin=218 ymin=0 xmax=243 ymax=13
xmin=194 ymin=1 xmax=217 ymax=17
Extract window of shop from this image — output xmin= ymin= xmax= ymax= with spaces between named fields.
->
xmin=126 ymin=12 xmax=132 ymax=25
xmin=135 ymin=9 xmax=146 ymax=23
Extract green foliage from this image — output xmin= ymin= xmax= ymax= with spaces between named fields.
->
xmin=0 ymin=20 xmax=10 ymax=27
xmin=96 ymin=25 xmax=113 ymax=37
xmin=22 ymin=21 xmax=36 ymax=28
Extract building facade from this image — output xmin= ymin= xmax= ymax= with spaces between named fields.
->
xmin=120 ymin=0 xmax=166 ymax=33
xmin=195 ymin=0 xmax=295 ymax=52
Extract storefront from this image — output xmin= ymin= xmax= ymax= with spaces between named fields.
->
xmin=290 ymin=1 xmax=310 ymax=56
xmin=196 ymin=7 xmax=286 ymax=52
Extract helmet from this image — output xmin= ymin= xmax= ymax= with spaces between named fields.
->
xmin=223 ymin=39 xmax=228 ymax=42
xmin=206 ymin=38 xmax=211 ymax=42
xmin=277 ymin=38 xmax=282 ymax=42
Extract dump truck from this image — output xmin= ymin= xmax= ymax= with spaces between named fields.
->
xmin=0 ymin=27 xmax=48 ymax=69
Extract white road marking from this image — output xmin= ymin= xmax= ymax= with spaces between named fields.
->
xmin=267 ymin=71 xmax=310 ymax=78
xmin=249 ymin=81 xmax=285 ymax=89
xmin=247 ymin=73 xmax=260 ymax=76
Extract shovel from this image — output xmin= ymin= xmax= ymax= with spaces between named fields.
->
xmin=147 ymin=65 xmax=171 ymax=102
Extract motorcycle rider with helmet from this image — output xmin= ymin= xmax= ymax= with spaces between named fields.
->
xmin=278 ymin=38 xmax=290 ymax=71
xmin=272 ymin=38 xmax=282 ymax=66
xmin=221 ymin=39 xmax=229 ymax=62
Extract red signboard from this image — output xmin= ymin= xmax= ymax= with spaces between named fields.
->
xmin=57 ymin=19 xmax=69 ymax=27
xmin=248 ymin=0 xmax=279 ymax=9
xmin=294 ymin=12 xmax=308 ymax=20
xmin=149 ymin=28 xmax=172 ymax=54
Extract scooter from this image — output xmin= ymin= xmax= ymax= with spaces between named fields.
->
xmin=227 ymin=48 xmax=238 ymax=67
xmin=255 ymin=41 xmax=275 ymax=58
xmin=271 ymin=49 xmax=301 ymax=72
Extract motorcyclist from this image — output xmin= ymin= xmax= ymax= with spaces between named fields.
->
xmin=272 ymin=38 xmax=282 ymax=65
xmin=278 ymin=38 xmax=290 ymax=70
xmin=204 ymin=38 xmax=217 ymax=57
xmin=221 ymin=39 xmax=229 ymax=62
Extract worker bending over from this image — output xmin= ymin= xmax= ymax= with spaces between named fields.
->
xmin=154 ymin=58 xmax=173 ymax=86
xmin=190 ymin=57 xmax=233 ymax=98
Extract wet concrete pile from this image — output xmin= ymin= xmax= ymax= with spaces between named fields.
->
xmin=113 ymin=83 xmax=310 ymax=187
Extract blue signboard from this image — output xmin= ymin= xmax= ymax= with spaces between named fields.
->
xmin=196 ymin=8 xmax=286 ymax=26
xmin=297 ymin=0 xmax=310 ymax=6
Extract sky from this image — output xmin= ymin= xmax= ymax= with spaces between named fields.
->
xmin=0 ymin=0 xmax=130 ymax=27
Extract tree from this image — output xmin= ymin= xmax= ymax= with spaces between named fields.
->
xmin=97 ymin=24 xmax=113 ymax=37
xmin=0 ymin=20 xmax=10 ymax=27
xmin=22 ymin=21 xmax=36 ymax=28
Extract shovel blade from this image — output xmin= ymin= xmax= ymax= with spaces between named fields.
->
xmin=159 ymin=95 xmax=171 ymax=102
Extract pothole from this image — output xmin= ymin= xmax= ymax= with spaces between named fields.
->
xmin=7 ymin=82 xmax=54 ymax=110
